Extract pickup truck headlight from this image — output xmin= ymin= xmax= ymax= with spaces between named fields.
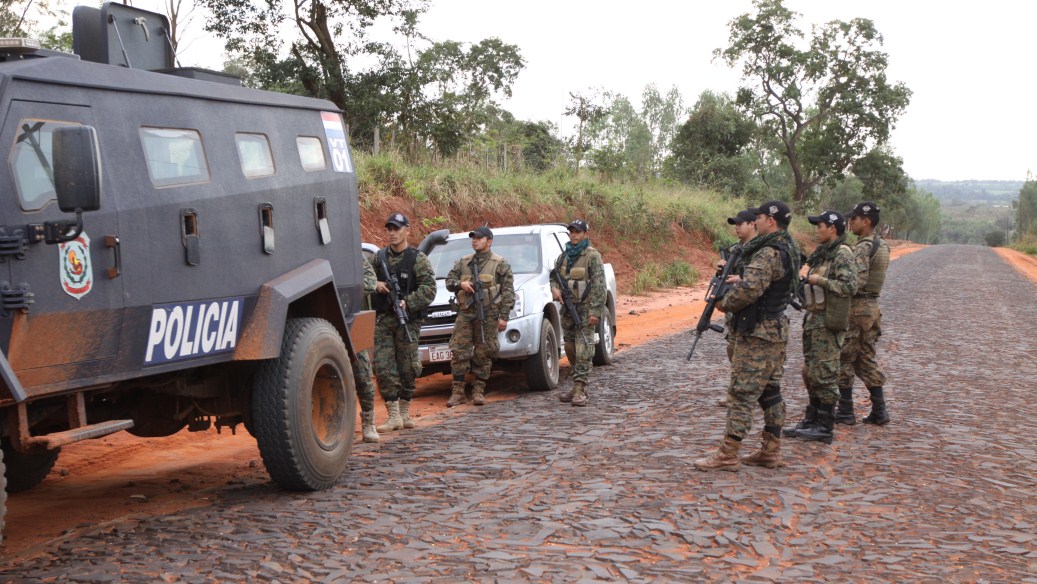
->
xmin=509 ymin=290 xmax=524 ymax=319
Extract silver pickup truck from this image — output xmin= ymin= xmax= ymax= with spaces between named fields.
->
xmin=413 ymin=224 xmax=617 ymax=390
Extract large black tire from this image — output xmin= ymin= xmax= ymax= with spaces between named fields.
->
xmin=252 ymin=318 xmax=356 ymax=491
xmin=1 ymin=438 xmax=60 ymax=493
xmin=593 ymin=308 xmax=615 ymax=366
xmin=523 ymin=319 xmax=560 ymax=391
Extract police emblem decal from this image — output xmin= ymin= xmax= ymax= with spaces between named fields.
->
xmin=59 ymin=233 xmax=93 ymax=299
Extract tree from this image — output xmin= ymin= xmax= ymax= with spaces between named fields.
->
xmin=665 ymin=90 xmax=758 ymax=195
xmin=716 ymin=0 xmax=911 ymax=204
xmin=851 ymin=147 xmax=909 ymax=210
xmin=564 ymin=90 xmax=606 ymax=176
xmin=203 ymin=0 xmax=427 ymax=137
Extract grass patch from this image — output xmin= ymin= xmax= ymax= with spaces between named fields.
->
xmin=630 ymin=260 xmax=699 ymax=294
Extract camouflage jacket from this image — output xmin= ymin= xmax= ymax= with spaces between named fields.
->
xmin=446 ymin=250 xmax=516 ymax=321
xmin=375 ymin=246 xmax=436 ymax=318
xmin=717 ymin=245 xmax=789 ymax=343
xmin=551 ymin=245 xmax=607 ymax=319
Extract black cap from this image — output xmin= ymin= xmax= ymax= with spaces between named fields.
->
xmin=727 ymin=209 xmax=758 ymax=225
xmin=848 ymin=201 xmax=880 ymax=219
xmin=385 ymin=213 xmax=410 ymax=228
xmin=808 ymin=210 xmax=847 ymax=234
xmin=749 ymin=200 xmax=792 ymax=226
xmin=567 ymin=219 xmax=589 ymax=232
xmin=469 ymin=226 xmax=493 ymax=239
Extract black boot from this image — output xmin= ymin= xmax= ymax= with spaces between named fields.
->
xmin=835 ymin=386 xmax=856 ymax=425
xmin=784 ymin=397 xmax=819 ymax=438
xmin=862 ymin=386 xmax=890 ymax=425
xmin=797 ymin=402 xmax=835 ymax=444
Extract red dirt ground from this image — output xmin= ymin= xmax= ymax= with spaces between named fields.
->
xmin=6 ymin=240 xmax=1006 ymax=562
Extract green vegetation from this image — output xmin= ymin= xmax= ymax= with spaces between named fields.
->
xmin=357 ymin=151 xmax=745 ymax=250
xmin=630 ymin=261 xmax=699 ymax=295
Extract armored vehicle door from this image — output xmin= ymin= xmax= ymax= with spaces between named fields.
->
xmin=0 ymin=101 xmax=124 ymax=391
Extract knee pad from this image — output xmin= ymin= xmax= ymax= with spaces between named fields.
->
xmin=758 ymin=384 xmax=783 ymax=410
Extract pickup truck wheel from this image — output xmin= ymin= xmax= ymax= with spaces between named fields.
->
xmin=252 ymin=318 xmax=356 ymax=491
xmin=1 ymin=438 xmax=60 ymax=492
xmin=593 ymin=309 xmax=615 ymax=366
xmin=523 ymin=319 xmax=560 ymax=391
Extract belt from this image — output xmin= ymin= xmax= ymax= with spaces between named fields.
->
xmin=854 ymin=293 xmax=879 ymax=299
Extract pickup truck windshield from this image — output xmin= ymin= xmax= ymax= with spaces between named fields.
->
xmin=426 ymin=234 xmax=542 ymax=278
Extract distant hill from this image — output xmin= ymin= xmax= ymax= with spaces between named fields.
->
xmin=914 ymin=179 xmax=1022 ymax=206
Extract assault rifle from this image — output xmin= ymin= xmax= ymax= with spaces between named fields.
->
xmin=378 ymin=249 xmax=414 ymax=342
xmin=551 ymin=268 xmax=589 ymax=345
xmin=469 ymin=255 xmax=487 ymax=344
xmin=686 ymin=248 xmax=741 ymax=361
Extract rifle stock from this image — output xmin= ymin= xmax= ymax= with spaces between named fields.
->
xmin=686 ymin=248 xmax=741 ymax=361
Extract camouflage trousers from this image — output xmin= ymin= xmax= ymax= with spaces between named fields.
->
xmin=562 ymin=306 xmax=596 ymax=384
xmin=802 ymin=313 xmax=845 ymax=405
xmin=352 ymin=349 xmax=377 ymax=413
xmin=373 ymin=316 xmax=423 ymax=402
xmin=725 ymin=333 xmax=787 ymax=440
xmin=449 ymin=312 xmax=500 ymax=383
xmin=838 ymin=299 xmax=886 ymax=389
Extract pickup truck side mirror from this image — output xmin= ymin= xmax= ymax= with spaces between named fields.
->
xmin=44 ymin=125 xmax=102 ymax=244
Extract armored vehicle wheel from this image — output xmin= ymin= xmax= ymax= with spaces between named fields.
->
xmin=524 ymin=318 xmax=560 ymax=391
xmin=593 ymin=310 xmax=615 ymax=366
xmin=1 ymin=438 xmax=60 ymax=493
xmin=252 ymin=318 xmax=356 ymax=491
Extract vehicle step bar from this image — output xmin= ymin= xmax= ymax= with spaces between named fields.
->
xmin=23 ymin=419 xmax=135 ymax=450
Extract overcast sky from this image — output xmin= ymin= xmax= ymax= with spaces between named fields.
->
xmin=136 ymin=0 xmax=1034 ymax=182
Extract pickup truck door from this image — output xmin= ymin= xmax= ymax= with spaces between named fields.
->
xmin=0 ymin=101 xmax=124 ymax=394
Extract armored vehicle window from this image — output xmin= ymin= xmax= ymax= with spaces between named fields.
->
xmin=297 ymin=136 xmax=326 ymax=171
xmin=10 ymin=119 xmax=81 ymax=211
xmin=139 ymin=127 xmax=210 ymax=187
xmin=235 ymin=133 xmax=275 ymax=178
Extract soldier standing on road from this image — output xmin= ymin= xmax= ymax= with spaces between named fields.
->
xmin=784 ymin=211 xmax=857 ymax=444
xmin=354 ymin=253 xmax=381 ymax=443
xmin=372 ymin=213 xmax=436 ymax=433
xmin=551 ymin=219 xmax=607 ymax=407
xmin=445 ymin=226 xmax=516 ymax=407
xmin=695 ymin=201 xmax=800 ymax=472
xmin=837 ymin=202 xmax=891 ymax=426
xmin=716 ymin=209 xmax=759 ymax=408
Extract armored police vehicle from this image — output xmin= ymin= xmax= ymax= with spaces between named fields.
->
xmin=0 ymin=3 xmax=373 ymax=540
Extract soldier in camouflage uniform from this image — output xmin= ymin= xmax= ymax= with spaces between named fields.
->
xmin=445 ymin=226 xmax=516 ymax=407
xmin=716 ymin=209 xmax=759 ymax=408
xmin=353 ymin=253 xmax=381 ymax=442
xmin=837 ymin=201 xmax=891 ymax=426
xmin=695 ymin=201 xmax=800 ymax=472
xmin=551 ymin=219 xmax=607 ymax=407
xmin=371 ymin=213 xmax=436 ymax=433
xmin=784 ymin=211 xmax=857 ymax=444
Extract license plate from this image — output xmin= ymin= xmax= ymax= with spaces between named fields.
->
xmin=429 ymin=345 xmax=452 ymax=362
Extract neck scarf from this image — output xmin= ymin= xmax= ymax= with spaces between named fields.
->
xmin=565 ymin=239 xmax=590 ymax=269
xmin=806 ymin=232 xmax=847 ymax=267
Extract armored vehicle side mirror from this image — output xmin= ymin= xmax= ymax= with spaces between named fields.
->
xmin=44 ymin=126 xmax=102 ymax=244
xmin=418 ymin=228 xmax=450 ymax=255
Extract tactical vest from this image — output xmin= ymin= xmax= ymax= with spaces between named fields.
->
xmin=456 ymin=252 xmax=504 ymax=310
xmin=371 ymin=247 xmax=419 ymax=316
xmin=802 ymin=245 xmax=852 ymax=313
xmin=559 ymin=248 xmax=596 ymax=304
xmin=859 ymin=234 xmax=890 ymax=296
xmin=732 ymin=241 xmax=793 ymax=333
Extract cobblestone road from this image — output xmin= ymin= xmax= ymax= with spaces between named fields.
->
xmin=3 ymin=244 xmax=1036 ymax=582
